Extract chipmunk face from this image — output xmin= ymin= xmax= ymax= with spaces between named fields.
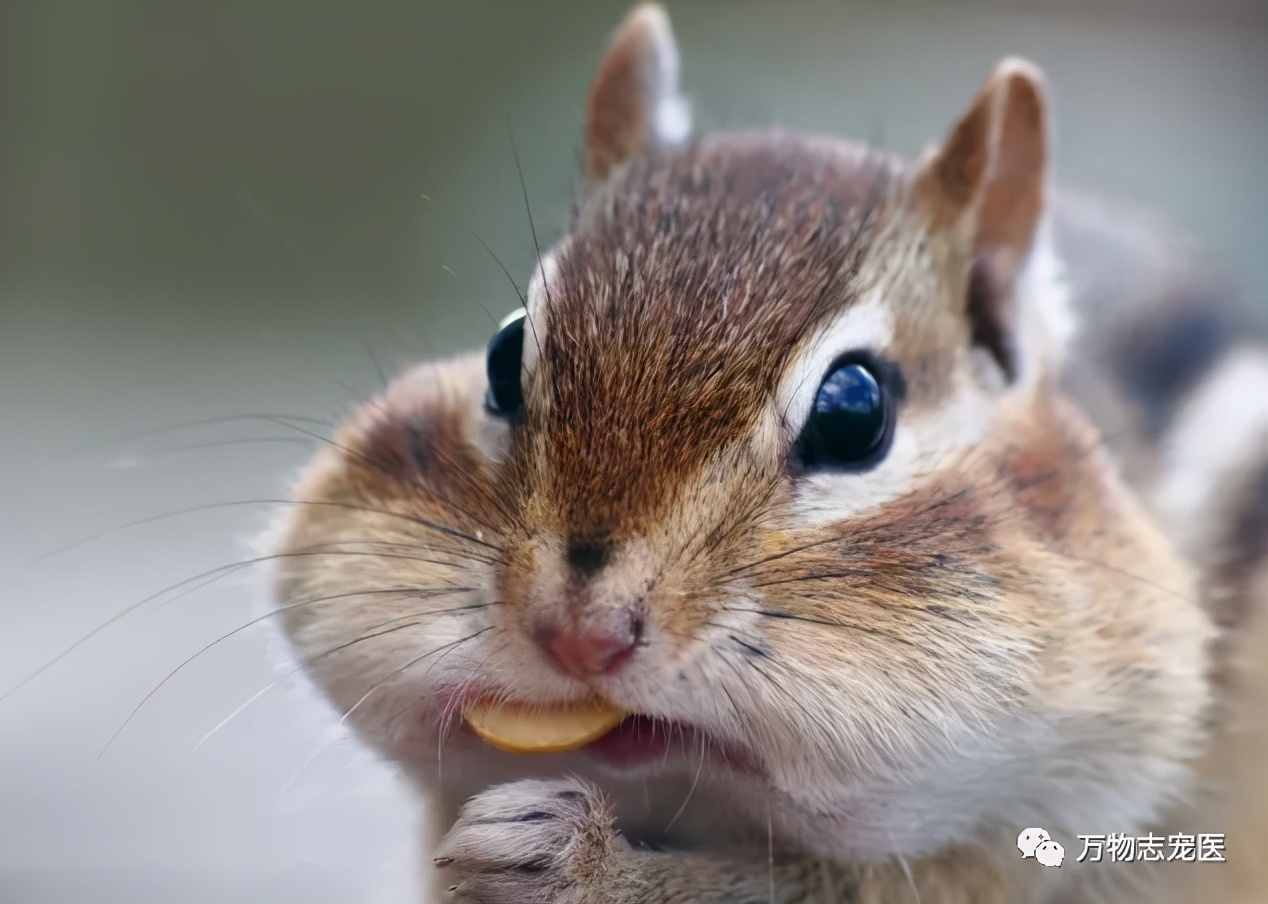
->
xmin=272 ymin=5 xmax=1211 ymax=861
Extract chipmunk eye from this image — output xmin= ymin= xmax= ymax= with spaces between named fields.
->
xmin=794 ymin=356 xmax=895 ymax=471
xmin=485 ymin=308 xmax=526 ymax=420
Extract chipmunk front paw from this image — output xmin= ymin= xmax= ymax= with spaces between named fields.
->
xmin=434 ymin=776 xmax=626 ymax=904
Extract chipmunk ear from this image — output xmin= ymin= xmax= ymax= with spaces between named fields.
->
xmin=916 ymin=58 xmax=1059 ymax=383
xmin=584 ymin=4 xmax=690 ymax=182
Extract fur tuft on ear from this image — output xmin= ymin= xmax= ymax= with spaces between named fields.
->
xmin=584 ymin=4 xmax=690 ymax=182
xmin=917 ymin=57 xmax=1071 ymax=386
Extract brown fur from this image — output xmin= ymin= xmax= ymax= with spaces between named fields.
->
xmin=539 ymin=134 xmax=895 ymax=536
xmin=268 ymin=6 xmax=1264 ymax=902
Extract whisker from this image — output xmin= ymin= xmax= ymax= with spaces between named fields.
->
xmin=506 ymin=115 xmax=547 ymax=363
xmin=371 ymin=627 xmax=497 ymax=739
xmin=194 ymin=617 xmax=483 ymax=753
xmin=38 ymin=497 xmax=503 ymax=563
xmin=193 ymin=683 xmax=277 ymax=751
xmin=458 ymin=227 xmax=528 ymax=311
xmin=358 ymin=337 xmax=390 ymax=389
xmin=3 ymin=546 xmax=487 ymax=702
xmin=707 ymin=631 xmax=823 ymax=751
xmin=725 ymin=488 xmax=973 ymax=578
xmin=711 ymin=663 xmax=750 ymax=732
xmin=360 ymin=627 xmax=493 ymax=696
xmin=667 ymin=480 xmax=774 ymax=578
xmin=724 ymin=534 xmax=849 ymax=578
xmin=135 ymin=437 xmax=315 ymax=456
xmin=721 ymin=605 xmax=918 ymax=647
xmin=749 ymin=570 xmax=871 ymax=590
xmin=252 ymin=416 xmax=513 ymax=550
xmin=347 ymin=602 xmax=488 ymax=645
xmin=440 ymin=263 xmax=503 ymax=328
xmin=65 ymin=413 xmax=334 ymax=461
xmin=285 ymin=621 xmax=495 ymax=792
xmin=277 ymin=732 xmax=339 ymax=798
xmin=143 ymin=549 xmax=481 ymax=620
xmin=729 ymin=645 xmax=804 ymax=723
xmin=736 ymin=540 xmax=1194 ymax=609
xmin=326 ymin=373 xmax=381 ymax=408
xmin=97 ymin=589 xmax=484 ymax=757
xmin=436 ymin=643 xmax=505 ymax=780
xmin=888 ymin=822 xmax=922 ymax=904
xmin=100 ymin=595 xmax=484 ymax=755
xmin=416 ymin=192 xmax=526 ymax=312
xmin=662 ymin=728 xmax=708 ymax=835
xmin=1051 ymin=550 xmax=1197 ymax=604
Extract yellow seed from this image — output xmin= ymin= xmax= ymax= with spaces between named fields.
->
xmin=465 ymin=699 xmax=625 ymax=753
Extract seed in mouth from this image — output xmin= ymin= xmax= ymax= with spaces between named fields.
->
xmin=464 ymin=698 xmax=626 ymax=753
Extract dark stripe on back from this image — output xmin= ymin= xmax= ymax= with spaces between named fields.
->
xmin=1052 ymin=192 xmax=1262 ymax=448
xmin=1112 ymin=292 xmax=1243 ymax=440
xmin=1219 ymin=456 xmax=1268 ymax=631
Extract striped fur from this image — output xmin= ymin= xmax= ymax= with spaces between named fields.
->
xmin=1055 ymin=194 xmax=1268 ymax=903
xmin=267 ymin=6 xmax=1267 ymax=902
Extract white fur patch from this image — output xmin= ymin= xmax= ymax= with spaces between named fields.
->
xmin=641 ymin=3 xmax=691 ymax=146
xmin=773 ymin=296 xmax=894 ymax=442
xmin=792 ymin=379 xmax=994 ymax=523
xmin=656 ymin=94 xmax=691 ymax=147
xmin=1015 ymin=215 xmax=1076 ymax=385
xmin=1155 ymin=346 xmax=1268 ymax=560
xmin=521 ymin=246 xmax=560 ymax=378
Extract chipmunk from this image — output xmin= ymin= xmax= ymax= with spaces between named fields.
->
xmin=267 ymin=5 xmax=1268 ymax=902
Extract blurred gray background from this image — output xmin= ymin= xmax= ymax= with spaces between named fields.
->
xmin=2 ymin=1 xmax=1265 ymax=902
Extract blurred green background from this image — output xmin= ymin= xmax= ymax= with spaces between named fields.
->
xmin=1 ymin=2 xmax=1265 ymax=902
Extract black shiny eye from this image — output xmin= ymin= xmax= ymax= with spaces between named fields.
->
xmin=794 ymin=356 xmax=897 ymax=472
xmin=485 ymin=308 xmax=526 ymax=420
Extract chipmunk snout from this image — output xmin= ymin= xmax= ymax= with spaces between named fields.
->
xmin=532 ymin=607 xmax=644 ymax=677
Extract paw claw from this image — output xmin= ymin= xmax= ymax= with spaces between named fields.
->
xmin=434 ymin=776 xmax=622 ymax=903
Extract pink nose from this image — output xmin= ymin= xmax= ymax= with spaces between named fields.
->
xmin=533 ymin=609 xmax=643 ymax=677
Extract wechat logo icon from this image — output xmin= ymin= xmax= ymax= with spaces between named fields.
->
xmin=1018 ymin=828 xmax=1064 ymax=867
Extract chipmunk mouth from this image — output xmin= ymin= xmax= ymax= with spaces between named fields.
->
xmin=458 ymin=698 xmax=754 ymax=773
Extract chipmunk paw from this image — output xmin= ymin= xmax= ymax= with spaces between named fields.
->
xmin=434 ymin=776 xmax=626 ymax=904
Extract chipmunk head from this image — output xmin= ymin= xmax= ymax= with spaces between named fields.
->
xmin=272 ymin=4 xmax=1211 ymax=861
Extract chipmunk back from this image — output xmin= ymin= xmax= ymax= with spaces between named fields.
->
xmin=268 ymin=6 xmax=1268 ymax=902
xmin=1051 ymin=191 xmax=1268 ymax=904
